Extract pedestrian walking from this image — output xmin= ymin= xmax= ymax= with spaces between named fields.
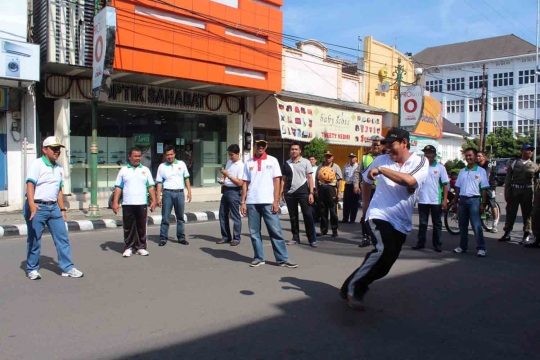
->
xmin=315 ymin=150 xmax=343 ymax=237
xmin=112 ymin=147 xmax=157 ymax=257
xmin=23 ymin=136 xmax=84 ymax=280
xmin=353 ymin=136 xmax=385 ymax=247
xmin=525 ymin=168 xmax=540 ymax=248
xmin=281 ymin=142 xmax=317 ymax=247
xmin=411 ymin=145 xmax=449 ymax=252
xmin=216 ymin=144 xmax=244 ymax=246
xmin=450 ymin=148 xmax=490 ymax=257
xmin=155 ymin=145 xmax=192 ymax=246
xmin=477 ymin=151 xmax=500 ymax=232
xmin=499 ymin=144 xmax=538 ymax=243
xmin=342 ymin=153 xmax=360 ymax=224
xmin=340 ymin=128 xmax=428 ymax=310
xmin=240 ymin=134 xmax=297 ymax=268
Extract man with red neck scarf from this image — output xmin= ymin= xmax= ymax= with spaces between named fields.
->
xmin=240 ymin=134 xmax=298 ymax=269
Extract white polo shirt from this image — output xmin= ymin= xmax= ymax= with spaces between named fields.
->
xmin=364 ymin=153 xmax=429 ymax=234
xmin=155 ymin=159 xmax=189 ymax=190
xmin=223 ymin=159 xmax=245 ymax=187
xmin=418 ymin=161 xmax=450 ymax=205
xmin=455 ymin=165 xmax=490 ymax=197
xmin=242 ymin=153 xmax=281 ymax=204
xmin=114 ymin=163 xmax=155 ymax=205
xmin=26 ymin=156 xmax=64 ymax=202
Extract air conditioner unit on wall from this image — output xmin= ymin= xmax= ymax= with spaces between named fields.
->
xmin=2 ymin=41 xmax=33 ymax=57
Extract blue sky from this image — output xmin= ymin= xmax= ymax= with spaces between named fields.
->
xmin=282 ymin=0 xmax=538 ymax=61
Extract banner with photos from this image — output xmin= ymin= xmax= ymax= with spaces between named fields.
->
xmin=276 ymin=98 xmax=383 ymax=146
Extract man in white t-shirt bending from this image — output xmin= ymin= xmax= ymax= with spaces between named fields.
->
xmin=240 ymin=134 xmax=297 ymax=269
xmin=340 ymin=128 xmax=429 ymax=311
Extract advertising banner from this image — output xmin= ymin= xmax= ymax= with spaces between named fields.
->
xmin=276 ymin=98 xmax=382 ymax=146
xmin=400 ymin=86 xmax=424 ymax=127
xmin=410 ymin=135 xmax=439 ymax=156
xmin=92 ymin=6 xmax=117 ymax=100
xmin=413 ymin=96 xmax=443 ymax=139
xmin=0 ymin=39 xmax=40 ymax=82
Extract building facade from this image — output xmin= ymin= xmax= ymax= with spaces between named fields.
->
xmin=33 ymin=0 xmax=283 ymax=207
xmin=414 ymin=34 xmax=538 ymax=137
xmin=0 ymin=0 xmax=40 ymax=211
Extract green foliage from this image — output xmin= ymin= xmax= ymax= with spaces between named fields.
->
xmin=444 ymin=158 xmax=466 ymax=174
xmin=461 ymin=128 xmax=538 ymax=160
xmin=303 ymin=137 xmax=328 ymax=164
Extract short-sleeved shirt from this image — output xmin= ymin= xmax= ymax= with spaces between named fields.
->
xmin=114 ymin=163 xmax=155 ymax=205
xmin=343 ymin=162 xmax=358 ymax=182
xmin=315 ymin=163 xmax=343 ymax=187
xmin=155 ymin=159 xmax=189 ymax=190
xmin=282 ymin=157 xmax=312 ymax=194
xmin=418 ymin=162 xmax=450 ymax=205
xmin=223 ymin=159 xmax=245 ymax=187
xmin=455 ymin=165 xmax=490 ymax=197
xmin=242 ymin=153 xmax=281 ymax=204
xmin=364 ymin=153 xmax=429 ymax=234
xmin=26 ymin=156 xmax=64 ymax=202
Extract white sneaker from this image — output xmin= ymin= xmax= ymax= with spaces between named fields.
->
xmin=453 ymin=247 xmax=468 ymax=254
xmin=27 ymin=270 xmax=41 ymax=280
xmin=122 ymin=248 xmax=132 ymax=257
xmin=491 ymin=221 xmax=499 ymax=233
xmin=62 ymin=268 xmax=84 ymax=278
xmin=477 ymin=249 xmax=487 ymax=257
xmin=137 ymin=249 xmax=149 ymax=256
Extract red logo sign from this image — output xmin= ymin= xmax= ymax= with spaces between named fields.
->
xmin=404 ymin=99 xmax=418 ymax=113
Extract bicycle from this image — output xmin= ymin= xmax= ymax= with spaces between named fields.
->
xmin=444 ymin=197 xmax=501 ymax=235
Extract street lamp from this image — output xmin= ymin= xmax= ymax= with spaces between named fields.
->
xmin=414 ymin=67 xmax=424 ymax=85
xmin=394 ymin=58 xmax=407 ymax=128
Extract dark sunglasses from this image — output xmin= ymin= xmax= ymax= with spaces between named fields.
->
xmin=49 ymin=146 xmax=62 ymax=152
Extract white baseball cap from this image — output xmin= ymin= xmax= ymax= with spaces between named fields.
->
xmin=42 ymin=136 xmax=65 ymax=148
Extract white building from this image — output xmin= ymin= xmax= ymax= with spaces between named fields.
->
xmin=414 ymin=35 xmax=538 ymax=137
xmin=0 ymin=1 xmax=40 ymax=211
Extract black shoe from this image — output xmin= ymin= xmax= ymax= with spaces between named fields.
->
xmin=332 ymin=231 xmax=338 ymax=238
xmin=433 ymin=245 xmax=442 ymax=253
xmin=317 ymin=232 xmax=327 ymax=236
xmin=159 ymin=241 xmax=167 ymax=247
xmin=278 ymin=261 xmax=298 ymax=268
xmin=499 ymin=232 xmax=511 ymax=242
xmin=358 ymin=237 xmax=371 ymax=248
xmin=340 ymin=220 xmax=348 ymax=223
xmin=178 ymin=240 xmax=189 ymax=245
xmin=412 ymin=244 xmax=425 ymax=250
xmin=521 ymin=232 xmax=530 ymax=244
xmin=524 ymin=240 xmax=540 ymax=248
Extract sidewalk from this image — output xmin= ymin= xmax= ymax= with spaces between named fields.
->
xmin=0 ymin=202 xmax=222 ymax=238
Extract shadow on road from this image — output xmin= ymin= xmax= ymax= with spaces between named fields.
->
xmin=189 ymin=234 xmax=222 ymax=243
xmin=99 ymin=241 xmax=125 ymax=254
xmin=200 ymin=247 xmax=252 ymax=264
xmin=19 ymin=256 xmax=62 ymax=275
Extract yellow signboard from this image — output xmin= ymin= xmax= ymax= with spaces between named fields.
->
xmin=413 ymin=96 xmax=443 ymax=139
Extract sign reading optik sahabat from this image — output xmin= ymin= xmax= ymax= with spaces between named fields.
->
xmin=276 ymin=98 xmax=382 ymax=146
xmin=108 ymin=84 xmax=205 ymax=108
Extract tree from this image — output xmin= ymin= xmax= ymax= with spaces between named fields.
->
xmin=444 ymin=158 xmax=466 ymax=174
xmin=303 ymin=137 xmax=328 ymax=164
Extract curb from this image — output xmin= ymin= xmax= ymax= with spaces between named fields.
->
xmin=0 ymin=211 xmax=220 ymax=238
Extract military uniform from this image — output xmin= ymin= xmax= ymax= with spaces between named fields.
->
xmin=501 ymin=156 xmax=538 ymax=242
xmin=526 ymin=171 xmax=540 ymax=247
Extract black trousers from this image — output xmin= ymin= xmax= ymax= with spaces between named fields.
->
xmin=342 ymin=184 xmax=360 ymax=222
xmin=318 ymin=185 xmax=338 ymax=234
xmin=341 ymin=219 xmax=407 ymax=299
xmin=361 ymin=188 xmax=376 ymax=237
xmin=284 ymin=190 xmax=316 ymax=243
xmin=417 ymin=204 xmax=443 ymax=246
xmin=122 ymin=205 xmax=148 ymax=251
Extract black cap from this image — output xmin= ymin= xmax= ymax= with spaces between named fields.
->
xmin=381 ymin=127 xmax=410 ymax=144
xmin=522 ymin=143 xmax=535 ymax=151
xmin=348 ymin=152 xmax=357 ymax=158
xmin=254 ymin=134 xmax=267 ymax=143
xmin=422 ymin=145 xmax=437 ymax=153
xmin=323 ymin=150 xmax=333 ymax=156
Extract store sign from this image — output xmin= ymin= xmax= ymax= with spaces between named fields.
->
xmin=133 ymin=133 xmax=150 ymax=146
xmin=0 ymin=87 xmax=7 ymax=110
xmin=276 ymin=98 xmax=382 ymax=146
xmin=0 ymin=38 xmax=40 ymax=82
xmin=413 ymin=96 xmax=443 ymax=139
xmin=410 ymin=135 xmax=439 ymax=156
xmin=92 ymin=6 xmax=117 ymax=99
xmin=108 ymin=83 xmax=205 ymax=108
xmin=400 ymin=86 xmax=424 ymax=127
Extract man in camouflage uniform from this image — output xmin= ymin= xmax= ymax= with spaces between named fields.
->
xmin=500 ymin=144 xmax=538 ymax=243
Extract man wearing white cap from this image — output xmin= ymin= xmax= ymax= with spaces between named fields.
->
xmin=23 ymin=136 xmax=84 ymax=280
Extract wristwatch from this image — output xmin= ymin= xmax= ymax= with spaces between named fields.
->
xmin=60 ymin=209 xmax=67 ymax=212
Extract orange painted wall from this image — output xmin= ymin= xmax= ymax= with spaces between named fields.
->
xmin=112 ymin=0 xmax=283 ymax=92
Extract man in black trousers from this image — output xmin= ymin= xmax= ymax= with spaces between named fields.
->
xmin=342 ymin=152 xmax=360 ymax=223
xmin=315 ymin=150 xmax=343 ymax=237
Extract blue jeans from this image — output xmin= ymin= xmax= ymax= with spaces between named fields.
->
xmin=160 ymin=190 xmax=186 ymax=241
xmin=24 ymin=201 xmax=74 ymax=273
xmin=246 ymin=204 xmax=288 ymax=262
xmin=458 ymin=197 xmax=486 ymax=250
xmin=219 ymin=188 xmax=242 ymax=242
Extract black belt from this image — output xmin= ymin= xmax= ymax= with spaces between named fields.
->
xmin=34 ymin=200 xmax=58 ymax=205
xmin=163 ymin=189 xmax=184 ymax=193
xmin=460 ymin=195 xmax=480 ymax=199
xmin=511 ymin=184 xmax=533 ymax=189
xmin=222 ymin=186 xmax=241 ymax=190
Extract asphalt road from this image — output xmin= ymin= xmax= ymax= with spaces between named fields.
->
xmin=1 ymin=200 xmax=539 ymax=360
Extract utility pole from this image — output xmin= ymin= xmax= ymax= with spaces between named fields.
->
xmin=479 ymin=63 xmax=487 ymax=152
xmin=394 ymin=58 xmax=407 ymax=128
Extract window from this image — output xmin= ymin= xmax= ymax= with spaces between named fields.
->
xmin=469 ymin=75 xmax=487 ymax=89
xmin=517 ymin=119 xmax=538 ymax=134
xmin=518 ymin=69 xmax=536 ymax=84
xmin=518 ymin=94 xmax=540 ymax=109
xmin=493 ymin=72 xmax=514 ymax=87
xmin=446 ymin=100 xmax=465 ymax=113
xmin=468 ymin=122 xmax=480 ymax=136
xmin=492 ymin=96 xmax=513 ymax=111
xmin=446 ymin=78 xmax=465 ymax=91
xmin=469 ymin=98 xmax=482 ymax=112
xmin=426 ymin=80 xmax=442 ymax=92
xmin=493 ymin=120 xmax=513 ymax=129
